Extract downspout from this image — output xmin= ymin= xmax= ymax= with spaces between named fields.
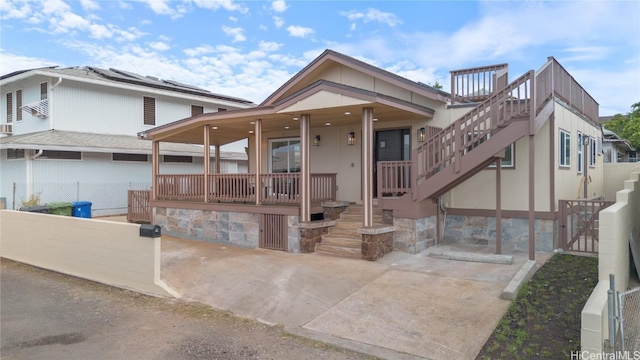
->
xmin=439 ymin=195 xmax=447 ymax=244
xmin=49 ymin=77 xmax=62 ymax=130
xmin=25 ymin=149 xmax=44 ymax=201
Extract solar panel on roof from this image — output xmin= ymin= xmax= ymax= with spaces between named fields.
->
xmin=162 ymin=79 xmax=211 ymax=93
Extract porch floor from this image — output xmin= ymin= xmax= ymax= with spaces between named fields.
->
xmin=161 ymin=236 xmax=552 ymax=360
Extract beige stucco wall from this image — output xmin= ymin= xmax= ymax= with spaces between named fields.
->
xmin=581 ymin=171 xmax=639 ymax=354
xmin=603 ymin=163 xmax=640 ymax=201
xmin=0 ymin=210 xmax=175 ymax=297
xmin=554 ymin=103 xmax=604 ymax=207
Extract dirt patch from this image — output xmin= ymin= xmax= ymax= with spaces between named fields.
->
xmin=476 ymin=254 xmax=598 ymax=359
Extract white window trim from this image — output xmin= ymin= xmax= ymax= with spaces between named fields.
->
xmin=162 ymin=155 xmax=193 ymax=164
xmin=16 ymin=88 xmax=23 ymax=122
xmin=577 ymin=132 xmax=583 ymax=174
xmin=488 ymin=143 xmax=516 ymax=169
xmin=559 ymin=129 xmax=571 ymax=168
xmin=111 ymin=153 xmax=149 ymax=163
xmin=142 ymin=96 xmax=156 ymax=127
xmin=5 ymin=91 xmax=13 ymax=124
xmin=268 ymin=137 xmax=301 ymax=173
xmin=38 ymin=150 xmax=83 ymax=161
xmin=6 ymin=148 xmax=25 ymax=161
xmin=589 ymin=137 xmax=596 ymax=167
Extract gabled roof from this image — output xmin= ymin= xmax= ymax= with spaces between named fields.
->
xmin=0 ymin=66 xmax=255 ymax=106
xmin=0 ymin=130 xmax=247 ymax=160
xmin=602 ymin=127 xmax=635 ymax=151
xmin=261 ymin=49 xmax=450 ymax=106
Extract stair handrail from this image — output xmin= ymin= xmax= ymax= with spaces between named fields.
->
xmin=416 ymin=70 xmax=534 ymax=181
xmin=450 ymin=63 xmax=509 ymax=104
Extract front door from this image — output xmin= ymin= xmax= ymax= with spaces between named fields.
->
xmin=373 ymin=129 xmax=410 ymax=197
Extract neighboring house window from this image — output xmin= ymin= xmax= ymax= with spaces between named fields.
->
xmin=559 ymin=129 xmax=571 ymax=167
xmin=163 ymin=155 xmax=193 ymax=163
xmin=597 ymin=137 xmax=603 ymax=156
xmin=112 ymin=153 xmax=148 ymax=162
xmin=16 ymin=89 xmax=22 ymax=121
xmin=143 ymin=96 xmax=156 ymax=126
xmin=40 ymin=150 xmax=82 ymax=160
xmin=218 ymin=108 xmax=227 ymax=112
xmin=7 ymin=149 xmax=25 ymax=159
xmin=6 ymin=92 xmax=12 ymax=123
xmin=191 ymin=105 xmax=204 ymax=116
xmin=630 ymin=151 xmax=638 ymax=163
xmin=269 ymin=138 xmax=300 ymax=173
xmin=589 ymin=137 xmax=596 ymax=167
xmin=40 ymin=82 xmax=48 ymax=100
xmin=488 ymin=143 xmax=515 ymax=168
xmin=577 ymin=132 xmax=583 ymax=174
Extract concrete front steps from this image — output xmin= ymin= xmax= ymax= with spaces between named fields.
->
xmin=315 ymin=205 xmax=385 ymax=260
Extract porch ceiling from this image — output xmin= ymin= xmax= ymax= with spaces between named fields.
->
xmin=143 ymin=94 xmax=433 ymax=146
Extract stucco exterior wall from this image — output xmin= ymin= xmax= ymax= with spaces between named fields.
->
xmin=581 ymin=170 xmax=639 ymax=354
xmin=0 ymin=210 xmax=173 ymax=297
xmin=603 ymin=163 xmax=640 ymax=201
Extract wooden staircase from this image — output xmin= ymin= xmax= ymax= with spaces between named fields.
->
xmin=315 ymin=205 xmax=384 ymax=259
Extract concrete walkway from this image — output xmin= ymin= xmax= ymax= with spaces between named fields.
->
xmin=161 ymin=237 xmax=552 ymax=360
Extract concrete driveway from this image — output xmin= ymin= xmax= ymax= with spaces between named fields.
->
xmin=161 ymin=237 xmax=552 ymax=360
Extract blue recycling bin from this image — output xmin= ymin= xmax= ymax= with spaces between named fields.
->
xmin=72 ymin=201 xmax=92 ymax=218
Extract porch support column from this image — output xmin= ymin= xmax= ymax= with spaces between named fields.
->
xmin=254 ymin=119 xmax=262 ymax=205
xmin=203 ymin=125 xmax=210 ymax=203
xmin=528 ymin=134 xmax=535 ymax=261
xmin=362 ymin=107 xmax=374 ymax=227
xmin=152 ymin=140 xmax=159 ymax=201
xmin=300 ymin=114 xmax=311 ymax=222
xmin=215 ymin=145 xmax=221 ymax=174
xmin=495 ymin=157 xmax=502 ymax=254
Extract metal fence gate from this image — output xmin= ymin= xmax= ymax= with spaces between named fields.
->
xmin=559 ymin=199 xmax=614 ymax=253
xmin=127 ymin=190 xmax=151 ymax=223
xmin=260 ymin=214 xmax=287 ymax=251
xmin=618 ymin=287 xmax=640 ymax=354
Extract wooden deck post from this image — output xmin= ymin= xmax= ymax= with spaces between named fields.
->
xmin=215 ymin=144 xmax=221 ymax=174
xmin=254 ymin=119 xmax=262 ymax=205
xmin=300 ymin=114 xmax=310 ymax=222
xmin=152 ymin=140 xmax=159 ymax=201
xmin=362 ymin=107 xmax=374 ymax=227
xmin=528 ymin=134 xmax=535 ymax=261
xmin=495 ymin=157 xmax=502 ymax=254
xmin=204 ymin=125 xmax=210 ymax=203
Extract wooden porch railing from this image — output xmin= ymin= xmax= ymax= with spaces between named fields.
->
xmin=377 ymin=161 xmax=411 ymax=196
xmin=127 ymin=190 xmax=151 ymax=223
xmin=450 ymin=63 xmax=509 ymax=104
xmin=156 ymin=173 xmax=337 ymax=205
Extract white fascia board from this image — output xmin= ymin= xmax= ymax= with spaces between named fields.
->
xmin=0 ymin=143 xmax=207 ymax=157
xmin=0 ymin=70 xmax=254 ymax=109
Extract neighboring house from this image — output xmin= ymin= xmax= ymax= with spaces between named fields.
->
xmin=601 ymin=127 xmax=636 ymax=163
xmin=138 ymin=50 xmax=603 ymax=260
xmin=0 ymin=66 xmax=254 ymax=215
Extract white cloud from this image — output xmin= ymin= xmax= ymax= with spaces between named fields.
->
xmin=138 ymin=0 xmax=184 ymax=19
xmin=190 ymin=0 xmax=249 ymax=14
xmin=0 ymin=52 xmax=59 ymax=75
xmin=80 ymin=0 xmax=100 ymax=11
xmin=286 ymin=25 xmax=314 ymax=38
xmin=183 ymin=45 xmax=215 ymax=57
xmin=341 ymin=8 xmax=402 ymax=27
xmin=229 ymin=16 xmax=237 ymax=22
xmin=222 ymin=26 xmax=246 ymax=43
xmin=0 ymin=0 xmax=32 ymax=19
xmin=148 ymin=41 xmax=170 ymax=51
xmin=42 ymin=0 xmax=70 ymax=14
xmin=259 ymin=41 xmax=282 ymax=52
xmin=119 ymin=1 xmax=133 ymax=10
xmin=88 ymin=24 xmax=112 ymax=39
xmin=271 ymin=0 xmax=287 ymax=13
xmin=273 ymin=16 xmax=284 ymax=28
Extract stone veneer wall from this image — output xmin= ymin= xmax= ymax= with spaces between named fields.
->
xmin=154 ymin=207 xmax=300 ymax=252
xmin=442 ymin=215 xmax=555 ymax=252
xmin=361 ymin=231 xmax=394 ymax=261
xmin=392 ymin=216 xmax=437 ymax=254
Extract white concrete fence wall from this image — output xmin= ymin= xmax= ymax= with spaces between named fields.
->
xmin=581 ymin=168 xmax=640 ymax=354
xmin=0 ymin=210 xmax=176 ymax=297
xmin=603 ymin=163 xmax=640 ymax=201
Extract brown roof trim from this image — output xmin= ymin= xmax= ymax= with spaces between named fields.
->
xmin=273 ymin=79 xmax=435 ymax=117
xmin=139 ymin=106 xmax=276 ymax=140
xmin=260 ymin=49 xmax=450 ymax=106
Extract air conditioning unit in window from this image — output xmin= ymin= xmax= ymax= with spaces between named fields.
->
xmin=0 ymin=124 xmax=12 ymax=135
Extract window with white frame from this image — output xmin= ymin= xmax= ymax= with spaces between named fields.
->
xmin=559 ymin=129 xmax=571 ymax=167
xmin=6 ymin=92 xmax=12 ymax=123
xmin=143 ymin=96 xmax=156 ymax=126
xmin=40 ymin=150 xmax=81 ymax=160
xmin=40 ymin=82 xmax=48 ymax=100
xmin=577 ymin=132 xmax=583 ymax=173
xmin=488 ymin=143 xmax=515 ymax=168
xmin=16 ymin=89 xmax=22 ymax=121
xmin=269 ymin=138 xmax=300 ymax=173
xmin=589 ymin=137 xmax=596 ymax=167
xmin=7 ymin=148 xmax=25 ymax=159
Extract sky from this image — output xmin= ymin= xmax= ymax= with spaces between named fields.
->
xmin=1 ymin=0 xmax=639 ymax=152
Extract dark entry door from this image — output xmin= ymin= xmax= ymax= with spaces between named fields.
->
xmin=373 ymin=129 xmax=410 ymax=197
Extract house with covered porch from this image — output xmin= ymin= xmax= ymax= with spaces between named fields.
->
xmin=138 ymin=50 xmax=603 ymax=261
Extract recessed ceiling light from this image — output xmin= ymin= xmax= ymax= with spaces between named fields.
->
xmin=285 ymin=126 xmax=290 ymax=129
xmin=249 ymin=130 xmax=254 ymax=133
xmin=373 ymin=118 xmax=378 ymax=121
xmin=293 ymin=117 xmax=299 ymax=121
xmin=250 ymin=121 xmax=255 ymax=125
xmin=325 ymin=122 xmax=331 ymax=126
xmin=213 ymin=126 xmax=218 ymax=130
xmin=345 ymin=112 xmax=351 ymax=115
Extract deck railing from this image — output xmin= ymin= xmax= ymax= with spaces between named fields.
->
xmin=155 ymin=173 xmax=336 ymax=204
xmin=127 ymin=190 xmax=151 ymax=223
xmin=450 ymin=63 xmax=509 ymax=104
xmin=377 ymin=161 xmax=411 ymax=196
xmin=547 ymin=58 xmax=598 ymax=123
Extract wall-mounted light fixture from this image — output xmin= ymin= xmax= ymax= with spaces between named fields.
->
xmin=314 ymin=135 xmax=321 ymax=146
xmin=417 ymin=127 xmax=426 ymax=142
xmin=347 ymin=132 xmax=355 ymax=146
